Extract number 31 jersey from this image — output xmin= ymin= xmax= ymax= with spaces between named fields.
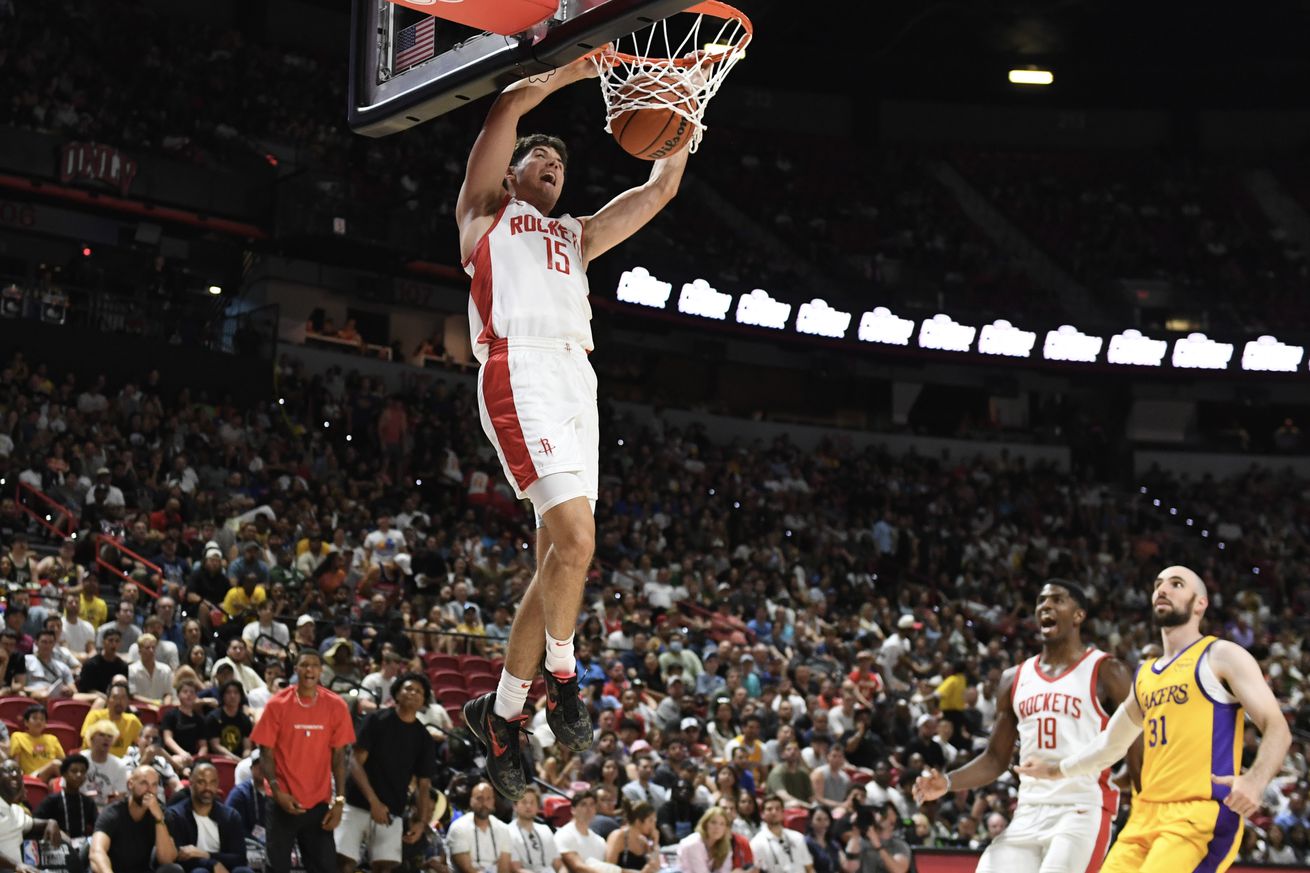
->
xmin=1134 ymin=634 xmax=1243 ymax=805
xmin=465 ymin=196 xmax=592 ymax=366
xmin=1012 ymin=648 xmax=1119 ymax=810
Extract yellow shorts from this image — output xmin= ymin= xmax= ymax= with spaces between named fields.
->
xmin=1102 ymin=799 xmax=1242 ymax=873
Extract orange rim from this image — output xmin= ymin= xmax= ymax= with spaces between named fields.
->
xmin=599 ymin=0 xmax=752 ymax=68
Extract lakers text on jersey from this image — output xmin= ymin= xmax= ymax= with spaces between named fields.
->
xmin=1099 ymin=635 xmax=1244 ymax=873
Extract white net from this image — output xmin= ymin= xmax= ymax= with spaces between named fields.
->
xmin=590 ymin=1 xmax=751 ymax=154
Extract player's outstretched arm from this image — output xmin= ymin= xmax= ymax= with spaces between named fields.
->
xmin=913 ymin=666 xmax=1019 ymax=803
xmin=1018 ymin=694 xmax=1144 ymax=780
xmin=1097 ymin=657 xmax=1144 ymax=793
xmin=1208 ymin=640 xmax=1292 ymax=817
xmin=579 ymin=148 xmax=689 ymax=265
xmin=457 ymin=55 xmax=600 ymax=256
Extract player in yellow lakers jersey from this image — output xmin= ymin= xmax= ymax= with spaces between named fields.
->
xmin=1019 ymin=565 xmax=1291 ymax=873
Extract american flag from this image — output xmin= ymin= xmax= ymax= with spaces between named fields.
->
xmin=394 ymin=16 xmax=436 ymax=69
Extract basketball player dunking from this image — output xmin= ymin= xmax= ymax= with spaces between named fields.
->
xmin=913 ymin=580 xmax=1139 ymax=873
xmin=1019 ymin=565 xmax=1292 ymax=873
xmin=455 ymin=52 xmax=692 ymax=800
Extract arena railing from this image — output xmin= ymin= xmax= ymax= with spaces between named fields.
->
xmin=95 ymin=533 xmax=162 ymax=600
xmin=12 ymin=479 xmax=78 ymax=540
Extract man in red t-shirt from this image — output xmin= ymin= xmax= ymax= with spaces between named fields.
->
xmin=847 ymin=650 xmax=884 ymax=704
xmin=251 ymin=648 xmax=355 ymax=873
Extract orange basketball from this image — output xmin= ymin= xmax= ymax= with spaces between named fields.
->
xmin=611 ymin=73 xmax=698 ymax=161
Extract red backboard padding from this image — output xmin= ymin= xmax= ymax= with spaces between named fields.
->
xmin=385 ymin=0 xmax=558 ymax=36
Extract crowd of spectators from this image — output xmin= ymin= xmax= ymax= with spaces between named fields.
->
xmin=0 ymin=344 xmax=1307 ymax=871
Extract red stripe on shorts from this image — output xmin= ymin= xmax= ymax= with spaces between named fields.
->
xmin=482 ymin=350 xmax=539 ymax=492
xmin=1083 ymin=792 xmax=1114 ymax=873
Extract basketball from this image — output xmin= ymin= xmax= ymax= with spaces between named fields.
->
xmin=610 ymin=73 xmax=698 ymax=160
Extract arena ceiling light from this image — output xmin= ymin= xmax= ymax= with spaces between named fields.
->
xmin=1009 ymin=68 xmax=1054 ymax=85
xmin=207 ymin=285 xmax=223 ymax=296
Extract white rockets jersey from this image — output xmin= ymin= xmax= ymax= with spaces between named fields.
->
xmin=1012 ymin=648 xmax=1119 ymax=810
xmin=464 ymin=197 xmax=593 ymax=364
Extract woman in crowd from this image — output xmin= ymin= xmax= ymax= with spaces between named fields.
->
xmin=706 ymin=699 xmax=737 ymax=761
xmin=416 ymin=604 xmax=450 ymax=655
xmin=539 ymin=744 xmax=583 ymax=788
xmin=804 ymin=807 xmax=844 ymax=873
xmin=677 ymin=807 xmax=748 ymax=873
xmin=705 ymin=765 xmax=740 ymax=809
xmin=636 ymin=651 xmax=666 ymax=694
xmin=606 ymin=801 xmax=660 ymax=873
xmin=594 ymin=757 xmax=625 ymax=795
xmin=729 ymin=790 xmax=760 ymax=840
xmin=186 ymin=643 xmax=212 ymax=679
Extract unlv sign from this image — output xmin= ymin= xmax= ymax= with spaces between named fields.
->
xmin=58 ymin=142 xmax=138 ymax=196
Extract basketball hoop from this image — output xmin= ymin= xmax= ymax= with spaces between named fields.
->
xmin=590 ymin=1 xmax=752 ymax=154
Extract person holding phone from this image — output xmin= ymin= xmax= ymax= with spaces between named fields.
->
xmin=842 ymin=805 xmax=910 ymax=873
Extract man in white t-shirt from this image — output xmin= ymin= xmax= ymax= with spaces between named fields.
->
xmin=554 ymin=790 xmax=610 ymax=873
xmin=363 ymin=517 xmax=401 ymax=566
xmin=241 ymin=600 xmax=291 ymax=658
xmin=127 ymin=634 xmax=174 ymax=705
xmin=448 ymin=782 xmax=513 ymax=873
xmin=83 ymin=720 xmax=130 ymax=811
xmin=0 ymin=758 xmax=60 ymax=869
xmin=877 ymin=615 xmax=918 ymax=685
xmin=750 ymin=796 xmax=814 ymax=873
xmin=61 ymin=594 xmax=97 ymax=662
xmin=509 ymin=787 xmax=562 ymax=873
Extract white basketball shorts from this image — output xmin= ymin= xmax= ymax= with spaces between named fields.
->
xmin=974 ymin=802 xmax=1113 ymax=873
xmin=335 ymin=802 xmax=404 ymax=863
xmin=477 ymin=336 xmax=599 ymax=517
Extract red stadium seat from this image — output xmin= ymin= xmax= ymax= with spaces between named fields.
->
xmin=428 ymin=671 xmax=466 ymax=691
xmin=463 ymin=662 xmax=499 ymax=680
xmin=444 ymin=704 xmax=465 ymax=726
xmin=459 ymin=655 xmax=494 ymax=671
xmin=135 ymin=705 xmax=160 ymax=726
xmin=46 ymin=722 xmax=81 ymax=755
xmin=0 ymin=697 xmax=33 ymax=724
xmin=783 ymin=808 xmax=810 ymax=833
xmin=543 ymin=796 xmax=573 ymax=827
xmin=436 ymin=687 xmax=470 ymax=708
xmin=466 ymin=675 xmax=498 ymax=696
xmin=424 ymin=654 xmax=460 ymax=672
xmin=49 ymin=699 xmax=92 ymax=729
xmin=23 ymin=776 xmax=48 ymax=808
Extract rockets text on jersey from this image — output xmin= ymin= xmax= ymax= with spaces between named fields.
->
xmin=1012 ymin=647 xmax=1119 ymax=811
xmin=465 ymin=197 xmax=593 ymax=364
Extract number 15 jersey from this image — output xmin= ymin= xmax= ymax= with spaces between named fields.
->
xmin=1012 ymin=648 xmax=1119 ymax=810
xmin=465 ymin=197 xmax=592 ymax=366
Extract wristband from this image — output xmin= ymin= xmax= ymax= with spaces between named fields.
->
xmin=944 ymin=772 xmax=954 ymax=791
